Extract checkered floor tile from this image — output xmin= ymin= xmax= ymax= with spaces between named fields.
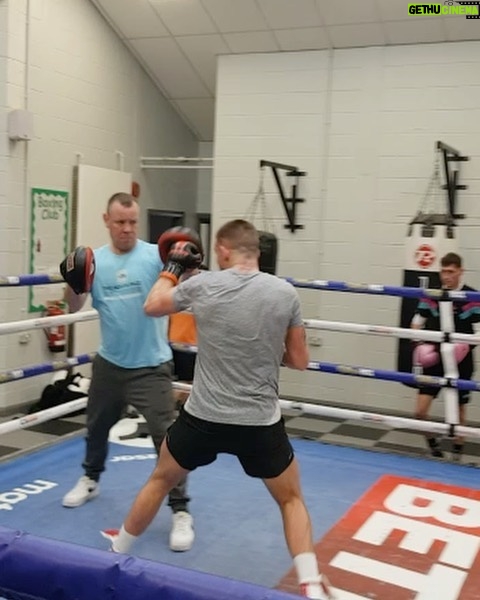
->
xmin=282 ymin=413 xmax=480 ymax=466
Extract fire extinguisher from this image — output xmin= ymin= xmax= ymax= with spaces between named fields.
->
xmin=44 ymin=301 xmax=66 ymax=353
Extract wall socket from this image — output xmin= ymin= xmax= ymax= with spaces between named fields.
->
xmin=19 ymin=333 xmax=31 ymax=344
xmin=308 ymin=335 xmax=322 ymax=347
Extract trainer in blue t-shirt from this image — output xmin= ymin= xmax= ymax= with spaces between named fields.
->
xmin=92 ymin=240 xmax=172 ymax=368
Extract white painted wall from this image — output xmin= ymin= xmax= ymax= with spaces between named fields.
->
xmin=0 ymin=0 xmax=198 ymax=412
xmin=213 ymin=44 xmax=480 ymax=422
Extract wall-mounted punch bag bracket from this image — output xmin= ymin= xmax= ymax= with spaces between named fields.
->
xmin=259 ymin=160 xmax=306 ymax=233
xmin=436 ymin=140 xmax=469 ymax=221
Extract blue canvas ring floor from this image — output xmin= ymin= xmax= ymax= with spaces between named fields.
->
xmin=1 ymin=432 xmax=479 ymax=598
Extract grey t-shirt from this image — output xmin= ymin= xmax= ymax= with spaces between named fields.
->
xmin=173 ymin=268 xmax=303 ymax=425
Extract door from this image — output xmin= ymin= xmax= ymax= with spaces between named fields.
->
xmin=148 ymin=210 xmax=185 ymax=243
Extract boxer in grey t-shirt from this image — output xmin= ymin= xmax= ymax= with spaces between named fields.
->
xmin=110 ymin=220 xmax=333 ymax=599
xmin=175 ymin=268 xmax=303 ymax=426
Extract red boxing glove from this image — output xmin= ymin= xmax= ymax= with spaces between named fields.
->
xmin=59 ymin=246 xmax=95 ymax=295
xmin=158 ymin=227 xmax=203 ymax=265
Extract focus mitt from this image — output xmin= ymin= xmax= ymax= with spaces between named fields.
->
xmin=158 ymin=227 xmax=204 ymax=265
xmin=60 ymin=246 xmax=95 ymax=294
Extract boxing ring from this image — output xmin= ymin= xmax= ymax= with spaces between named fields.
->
xmin=1 ymin=273 xmax=480 ymax=600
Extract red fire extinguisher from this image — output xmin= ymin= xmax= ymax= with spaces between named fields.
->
xmin=44 ymin=300 xmax=66 ymax=353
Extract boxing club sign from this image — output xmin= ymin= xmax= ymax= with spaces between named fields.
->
xmin=29 ymin=187 xmax=69 ymax=312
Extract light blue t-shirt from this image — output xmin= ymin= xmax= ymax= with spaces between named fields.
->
xmin=91 ymin=240 xmax=172 ymax=368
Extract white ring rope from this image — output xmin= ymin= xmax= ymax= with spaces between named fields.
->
xmin=2 ymin=311 xmax=480 ymax=347
xmin=2 ymin=275 xmax=480 ymax=449
xmin=0 ymin=310 xmax=98 ymax=335
xmin=303 ymin=319 xmax=480 ymax=344
xmin=0 ymin=398 xmax=88 ymax=435
xmin=2 ymin=382 xmax=480 ymax=440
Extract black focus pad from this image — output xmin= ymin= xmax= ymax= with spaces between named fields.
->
xmin=59 ymin=246 xmax=95 ymax=294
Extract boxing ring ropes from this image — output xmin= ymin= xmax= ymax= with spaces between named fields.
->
xmin=2 ymin=272 xmax=480 ymax=600
xmin=1 ymin=273 xmax=480 ymax=440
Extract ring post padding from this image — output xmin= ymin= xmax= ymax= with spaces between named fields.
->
xmin=0 ymin=527 xmax=297 ymax=600
xmin=440 ymin=343 xmax=461 ymax=425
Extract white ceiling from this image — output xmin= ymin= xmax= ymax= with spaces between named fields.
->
xmin=91 ymin=0 xmax=480 ymax=142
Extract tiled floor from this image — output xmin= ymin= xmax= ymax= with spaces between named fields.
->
xmin=1 ymin=402 xmax=480 ymax=466
xmin=0 ymin=412 xmax=88 ymax=463
xmin=282 ymin=406 xmax=480 ymax=466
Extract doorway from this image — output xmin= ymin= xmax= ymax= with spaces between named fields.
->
xmin=197 ymin=213 xmax=211 ymax=267
xmin=147 ymin=210 xmax=185 ymax=243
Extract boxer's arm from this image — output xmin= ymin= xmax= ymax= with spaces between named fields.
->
xmin=144 ymin=277 xmax=177 ymax=317
xmin=64 ymin=286 xmax=88 ymax=313
xmin=146 ymin=239 xmax=200 ymax=316
xmin=411 ymin=314 xmax=425 ymax=329
xmin=282 ymin=325 xmax=309 ymax=370
xmin=410 ymin=314 xmax=425 ymax=350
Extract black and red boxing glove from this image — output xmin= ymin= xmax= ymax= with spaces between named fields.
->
xmin=160 ymin=241 xmax=202 ymax=285
xmin=59 ymin=246 xmax=95 ymax=294
xmin=157 ymin=226 xmax=203 ymax=265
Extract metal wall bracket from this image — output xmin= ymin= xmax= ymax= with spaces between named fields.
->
xmin=436 ymin=140 xmax=469 ymax=220
xmin=260 ymin=160 xmax=306 ymax=232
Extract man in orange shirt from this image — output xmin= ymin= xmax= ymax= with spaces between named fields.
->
xmin=169 ymin=267 xmax=207 ymax=403
xmin=169 ymin=309 xmax=197 ymax=404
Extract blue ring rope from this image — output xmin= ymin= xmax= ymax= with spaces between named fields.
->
xmin=307 ymin=361 xmax=480 ymax=392
xmin=4 ymin=272 xmax=480 ymax=302
xmin=286 ymin=277 xmax=480 ymax=302
xmin=0 ymin=273 xmax=64 ymax=286
xmin=1 ymin=352 xmax=478 ymax=392
xmin=0 ymin=353 xmax=96 ymax=384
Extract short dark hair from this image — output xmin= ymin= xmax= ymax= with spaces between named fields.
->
xmin=216 ymin=219 xmax=259 ymax=256
xmin=106 ymin=192 xmax=137 ymax=213
xmin=441 ymin=252 xmax=462 ymax=269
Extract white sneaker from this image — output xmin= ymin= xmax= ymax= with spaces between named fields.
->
xmin=169 ymin=511 xmax=194 ymax=552
xmin=62 ymin=475 xmax=99 ymax=508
